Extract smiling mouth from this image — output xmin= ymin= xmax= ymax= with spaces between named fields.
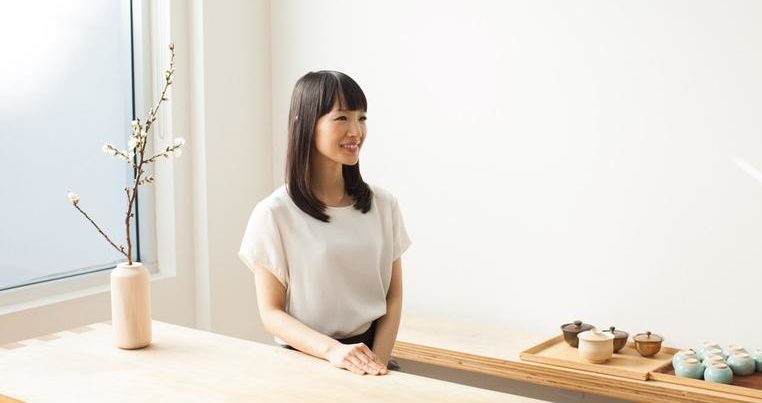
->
xmin=340 ymin=143 xmax=360 ymax=151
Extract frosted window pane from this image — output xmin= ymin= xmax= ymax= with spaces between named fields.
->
xmin=0 ymin=1 xmax=135 ymax=289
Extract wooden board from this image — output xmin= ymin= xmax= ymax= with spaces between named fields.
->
xmin=650 ymin=363 xmax=762 ymax=400
xmin=519 ymin=334 xmax=676 ymax=381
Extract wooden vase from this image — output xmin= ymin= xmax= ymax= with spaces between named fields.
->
xmin=110 ymin=262 xmax=152 ymax=349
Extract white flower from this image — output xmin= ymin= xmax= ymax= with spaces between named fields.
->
xmin=173 ymin=148 xmax=182 ymax=158
xmin=102 ymin=144 xmax=117 ymax=156
xmin=128 ymin=137 xmax=139 ymax=150
xmin=173 ymin=137 xmax=185 ymax=147
xmin=68 ymin=192 xmax=79 ymax=204
xmin=131 ymin=120 xmax=139 ymax=129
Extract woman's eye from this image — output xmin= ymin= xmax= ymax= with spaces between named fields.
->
xmin=334 ymin=115 xmax=366 ymax=121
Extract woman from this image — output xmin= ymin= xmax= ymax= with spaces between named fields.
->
xmin=238 ymin=71 xmax=412 ymax=376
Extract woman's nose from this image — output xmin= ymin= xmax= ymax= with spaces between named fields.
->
xmin=348 ymin=120 xmax=362 ymax=135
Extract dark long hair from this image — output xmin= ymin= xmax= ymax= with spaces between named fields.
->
xmin=285 ymin=71 xmax=372 ymax=223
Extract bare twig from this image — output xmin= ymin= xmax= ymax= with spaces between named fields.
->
xmin=73 ymin=203 xmax=128 ymax=258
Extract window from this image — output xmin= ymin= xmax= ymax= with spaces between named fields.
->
xmin=0 ymin=0 xmax=141 ymax=290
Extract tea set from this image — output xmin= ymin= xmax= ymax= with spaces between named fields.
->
xmin=561 ymin=320 xmax=664 ymax=363
xmin=560 ymin=320 xmax=762 ymax=384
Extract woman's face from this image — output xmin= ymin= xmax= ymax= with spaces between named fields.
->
xmin=312 ymin=99 xmax=367 ymax=166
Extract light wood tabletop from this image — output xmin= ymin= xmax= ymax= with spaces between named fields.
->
xmin=0 ymin=320 xmax=545 ymax=403
xmin=394 ymin=314 xmax=762 ymax=403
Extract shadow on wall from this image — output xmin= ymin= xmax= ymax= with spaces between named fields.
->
xmin=395 ymin=358 xmax=631 ymax=403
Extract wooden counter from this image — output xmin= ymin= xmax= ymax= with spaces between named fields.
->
xmin=393 ymin=314 xmax=761 ymax=403
xmin=0 ymin=321 xmax=544 ymax=403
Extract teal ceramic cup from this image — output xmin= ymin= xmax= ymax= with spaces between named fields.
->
xmin=753 ymin=349 xmax=762 ymax=372
xmin=727 ymin=352 xmax=756 ymax=376
xmin=675 ymin=358 xmax=703 ymax=380
xmin=697 ymin=342 xmax=722 ymax=361
xmin=724 ymin=344 xmax=749 ymax=359
xmin=701 ymin=347 xmax=724 ymax=362
xmin=704 ymin=362 xmax=734 ymax=384
xmin=702 ymin=355 xmax=725 ymax=369
xmin=672 ymin=349 xmax=698 ymax=369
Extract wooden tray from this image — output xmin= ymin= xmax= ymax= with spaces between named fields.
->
xmin=650 ymin=363 xmax=762 ymax=400
xmin=519 ymin=334 xmax=677 ymax=380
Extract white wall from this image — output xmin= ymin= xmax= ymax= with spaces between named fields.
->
xmin=189 ymin=0 xmax=273 ymax=341
xmin=271 ymin=0 xmax=762 ymax=349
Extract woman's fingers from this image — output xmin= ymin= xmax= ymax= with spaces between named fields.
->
xmin=344 ymin=360 xmax=365 ymax=375
xmin=355 ymin=346 xmax=387 ymax=375
xmin=359 ymin=344 xmax=388 ymax=373
xmin=347 ymin=352 xmax=379 ymax=374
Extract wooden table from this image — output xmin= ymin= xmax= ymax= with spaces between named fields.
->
xmin=0 ymin=321 xmax=544 ymax=403
xmin=393 ymin=314 xmax=761 ymax=403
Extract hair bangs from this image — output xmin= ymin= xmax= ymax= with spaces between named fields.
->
xmin=320 ymin=72 xmax=367 ymax=115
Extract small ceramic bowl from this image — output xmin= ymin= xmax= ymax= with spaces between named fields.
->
xmin=578 ymin=328 xmax=614 ymax=363
xmin=727 ymin=352 xmax=756 ymax=376
xmin=672 ymin=349 xmax=698 ymax=369
xmin=675 ymin=357 xmax=704 ymax=380
xmin=702 ymin=348 xmax=724 ymax=362
xmin=724 ymin=344 xmax=749 ymax=359
xmin=753 ymin=349 xmax=762 ymax=373
xmin=560 ymin=320 xmax=594 ymax=348
xmin=702 ymin=355 xmax=725 ymax=369
xmin=633 ymin=331 xmax=663 ymax=357
xmin=704 ymin=361 xmax=734 ymax=384
xmin=602 ymin=326 xmax=629 ymax=353
xmin=698 ymin=341 xmax=722 ymax=360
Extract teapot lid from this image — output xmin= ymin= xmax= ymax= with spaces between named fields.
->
xmin=561 ymin=320 xmax=593 ymax=333
xmin=602 ymin=326 xmax=628 ymax=339
xmin=578 ymin=328 xmax=614 ymax=342
xmin=633 ymin=331 xmax=663 ymax=343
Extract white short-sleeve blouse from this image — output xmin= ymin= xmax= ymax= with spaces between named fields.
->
xmin=238 ymin=184 xmax=412 ymax=345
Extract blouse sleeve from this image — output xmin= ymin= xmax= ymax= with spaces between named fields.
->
xmin=238 ymin=203 xmax=289 ymax=289
xmin=392 ymin=196 xmax=412 ymax=261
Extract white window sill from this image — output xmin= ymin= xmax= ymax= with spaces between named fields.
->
xmin=0 ymin=262 xmax=173 ymax=316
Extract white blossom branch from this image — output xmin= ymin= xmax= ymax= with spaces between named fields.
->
xmin=69 ymin=43 xmax=181 ymax=266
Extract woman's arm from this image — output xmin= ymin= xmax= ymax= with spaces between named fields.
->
xmin=252 ymin=264 xmax=387 ymax=375
xmin=372 ymin=258 xmax=404 ymax=365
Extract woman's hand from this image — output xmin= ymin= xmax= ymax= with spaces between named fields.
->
xmin=327 ymin=342 xmax=389 ymax=375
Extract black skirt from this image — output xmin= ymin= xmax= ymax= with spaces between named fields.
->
xmin=281 ymin=319 xmax=401 ymax=371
